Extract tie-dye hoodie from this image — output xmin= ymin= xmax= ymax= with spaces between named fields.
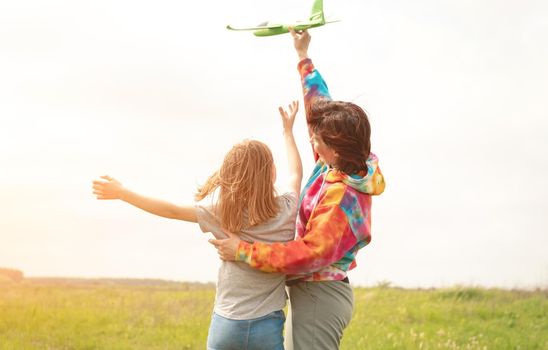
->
xmin=235 ymin=58 xmax=385 ymax=281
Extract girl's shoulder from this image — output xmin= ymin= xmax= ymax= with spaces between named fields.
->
xmin=277 ymin=191 xmax=299 ymax=212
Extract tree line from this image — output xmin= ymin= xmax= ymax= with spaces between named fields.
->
xmin=0 ymin=268 xmax=24 ymax=282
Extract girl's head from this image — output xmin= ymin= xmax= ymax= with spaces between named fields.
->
xmin=195 ymin=140 xmax=279 ymax=233
xmin=308 ymin=100 xmax=371 ymax=174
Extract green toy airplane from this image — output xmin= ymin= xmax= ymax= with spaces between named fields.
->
xmin=227 ymin=0 xmax=339 ymax=37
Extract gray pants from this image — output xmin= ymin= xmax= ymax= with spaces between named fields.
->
xmin=284 ymin=281 xmax=354 ymax=350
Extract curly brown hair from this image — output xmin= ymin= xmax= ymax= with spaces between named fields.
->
xmin=308 ymin=100 xmax=371 ymax=174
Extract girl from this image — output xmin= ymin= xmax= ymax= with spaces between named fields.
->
xmin=210 ymin=29 xmax=386 ymax=350
xmin=92 ymin=101 xmax=302 ymax=350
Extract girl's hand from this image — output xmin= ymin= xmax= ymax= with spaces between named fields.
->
xmin=279 ymin=100 xmax=299 ymax=133
xmin=92 ymin=175 xmax=125 ymax=200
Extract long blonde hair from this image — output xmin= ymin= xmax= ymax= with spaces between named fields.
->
xmin=195 ymin=140 xmax=279 ymax=232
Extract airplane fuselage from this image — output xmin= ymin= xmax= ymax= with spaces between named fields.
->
xmin=253 ymin=22 xmax=324 ymax=37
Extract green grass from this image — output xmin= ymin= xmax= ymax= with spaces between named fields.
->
xmin=0 ymin=279 xmax=214 ymax=350
xmin=1 ymin=279 xmax=546 ymax=349
xmin=341 ymin=286 xmax=547 ymax=350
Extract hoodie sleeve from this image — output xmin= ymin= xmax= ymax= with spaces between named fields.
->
xmin=299 ymin=58 xmax=332 ymax=105
xmin=235 ymin=185 xmax=360 ymax=274
xmin=298 ymin=58 xmax=332 ymax=162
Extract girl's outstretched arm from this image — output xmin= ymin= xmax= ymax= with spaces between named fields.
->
xmin=92 ymin=175 xmax=197 ymax=222
xmin=279 ymin=101 xmax=303 ymax=195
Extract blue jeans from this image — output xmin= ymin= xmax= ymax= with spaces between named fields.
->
xmin=207 ymin=310 xmax=285 ymax=350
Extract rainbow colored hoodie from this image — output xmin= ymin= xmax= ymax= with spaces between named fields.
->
xmin=235 ymin=58 xmax=385 ymax=281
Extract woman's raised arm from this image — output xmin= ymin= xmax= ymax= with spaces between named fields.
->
xmin=289 ymin=28 xmax=332 ymax=161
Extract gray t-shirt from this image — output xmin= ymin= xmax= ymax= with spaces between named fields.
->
xmin=196 ymin=192 xmax=297 ymax=320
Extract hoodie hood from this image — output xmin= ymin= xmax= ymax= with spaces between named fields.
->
xmin=325 ymin=152 xmax=385 ymax=195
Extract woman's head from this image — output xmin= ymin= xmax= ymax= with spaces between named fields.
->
xmin=308 ymin=100 xmax=371 ymax=174
xmin=195 ymin=139 xmax=279 ymax=232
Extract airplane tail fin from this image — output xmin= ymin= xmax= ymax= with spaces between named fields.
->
xmin=309 ymin=0 xmax=325 ymax=23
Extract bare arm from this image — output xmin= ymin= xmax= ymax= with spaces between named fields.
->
xmin=92 ymin=175 xmax=197 ymax=222
xmin=279 ymin=101 xmax=303 ymax=195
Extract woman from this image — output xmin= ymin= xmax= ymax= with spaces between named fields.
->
xmin=210 ymin=29 xmax=385 ymax=349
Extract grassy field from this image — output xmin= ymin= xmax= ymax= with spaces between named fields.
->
xmin=0 ymin=279 xmax=546 ymax=349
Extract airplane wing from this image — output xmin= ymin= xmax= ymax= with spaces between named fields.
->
xmin=226 ymin=23 xmax=283 ymax=31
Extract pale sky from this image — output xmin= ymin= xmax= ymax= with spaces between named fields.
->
xmin=1 ymin=0 xmax=547 ymax=289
